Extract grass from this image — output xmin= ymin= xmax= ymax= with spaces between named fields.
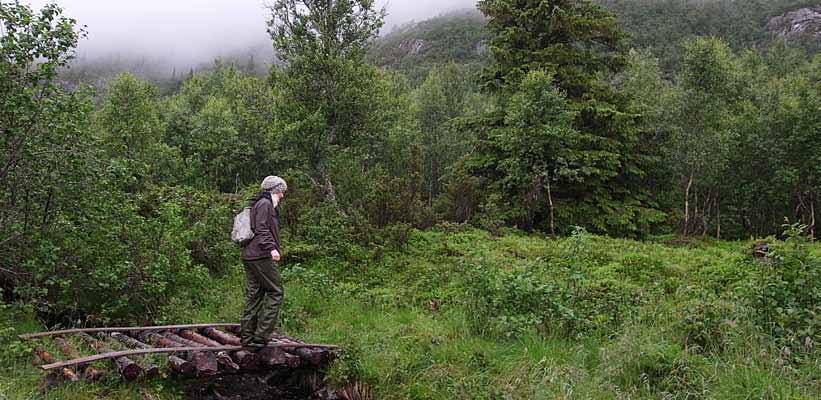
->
xmin=1 ymin=228 xmax=818 ymax=399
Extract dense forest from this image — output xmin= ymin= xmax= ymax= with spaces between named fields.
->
xmin=1 ymin=0 xmax=819 ymax=399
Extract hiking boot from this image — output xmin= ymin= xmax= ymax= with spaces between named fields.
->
xmin=245 ymin=342 xmax=267 ymax=350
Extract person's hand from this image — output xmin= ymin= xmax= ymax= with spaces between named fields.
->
xmin=271 ymin=249 xmax=281 ymax=262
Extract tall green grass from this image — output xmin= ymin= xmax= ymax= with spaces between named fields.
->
xmin=1 ymin=228 xmax=818 ymax=399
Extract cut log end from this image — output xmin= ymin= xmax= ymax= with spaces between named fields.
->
xmin=143 ymin=364 xmax=161 ymax=379
xmin=118 ymin=359 xmax=142 ymax=381
xmin=234 ymin=351 xmax=259 ymax=370
xmin=258 ymin=346 xmax=287 ymax=368
xmin=168 ymin=357 xmax=196 ymax=376
xmin=192 ymin=352 xmax=218 ymax=376
xmin=83 ymin=367 xmax=104 ymax=382
xmin=61 ymin=368 xmax=80 ymax=382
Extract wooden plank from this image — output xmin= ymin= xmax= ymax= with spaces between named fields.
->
xmin=18 ymin=323 xmax=240 ymax=340
xmin=41 ymin=343 xmax=338 ymax=370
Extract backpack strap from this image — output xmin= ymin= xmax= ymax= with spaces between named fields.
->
xmin=250 ymin=202 xmax=256 ymax=234
xmin=249 ymin=196 xmax=276 ymax=234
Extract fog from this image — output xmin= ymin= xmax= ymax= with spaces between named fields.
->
xmin=22 ymin=0 xmax=479 ymax=68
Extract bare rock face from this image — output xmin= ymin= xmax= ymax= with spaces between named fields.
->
xmin=398 ymin=39 xmax=429 ymax=56
xmin=767 ymin=7 xmax=821 ymax=42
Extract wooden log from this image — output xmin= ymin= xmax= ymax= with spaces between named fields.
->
xmin=19 ymin=323 xmax=240 ymax=340
xmin=201 ymin=327 xmax=241 ymax=346
xmin=137 ymin=331 xmax=173 ymax=347
xmin=77 ymin=333 xmax=141 ymax=381
xmin=257 ymin=346 xmax=287 ymax=368
xmin=162 ymin=332 xmax=200 ymax=348
xmin=161 ymin=332 xmax=218 ymax=375
xmin=54 ymin=338 xmax=103 ymax=382
xmin=96 ymin=333 xmax=162 ymax=378
xmin=270 ymin=334 xmax=328 ymax=366
xmin=40 ymin=344 xmax=336 ymax=371
xmin=34 ymin=346 xmax=80 ymax=382
xmin=114 ymin=332 xmax=194 ymax=376
xmin=178 ymin=329 xmax=222 ymax=347
xmin=284 ymin=352 xmax=302 ymax=368
xmin=148 ymin=331 xmax=219 ymax=376
xmin=134 ymin=332 xmax=195 ymax=376
xmin=233 ymin=350 xmax=259 ymax=370
xmin=97 ymin=333 xmax=160 ymax=378
xmin=31 ymin=350 xmax=44 ymax=366
xmin=176 ymin=330 xmax=239 ymax=370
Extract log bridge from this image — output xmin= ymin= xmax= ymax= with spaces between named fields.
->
xmin=18 ymin=323 xmax=338 ymax=383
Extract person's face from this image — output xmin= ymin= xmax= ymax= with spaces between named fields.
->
xmin=276 ymin=191 xmax=286 ymax=201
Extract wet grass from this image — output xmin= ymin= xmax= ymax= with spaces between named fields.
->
xmin=1 ymin=229 xmax=818 ymax=399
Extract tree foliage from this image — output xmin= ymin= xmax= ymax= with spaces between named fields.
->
xmin=1 ymin=2 xmax=93 ymax=281
xmin=1 ymin=0 xmax=819 ymax=331
xmin=268 ymin=0 xmax=386 ymax=201
xmin=471 ymin=0 xmax=664 ymax=235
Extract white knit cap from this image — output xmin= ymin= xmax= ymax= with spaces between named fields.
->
xmin=260 ymin=176 xmax=287 ymax=193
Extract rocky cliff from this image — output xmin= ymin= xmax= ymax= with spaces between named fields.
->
xmin=767 ymin=7 xmax=821 ymax=42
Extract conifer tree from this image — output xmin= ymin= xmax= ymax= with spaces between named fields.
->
xmin=472 ymin=0 xmax=664 ymax=235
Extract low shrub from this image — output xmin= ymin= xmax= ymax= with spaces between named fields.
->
xmin=677 ymin=290 xmax=746 ymax=354
xmin=742 ymin=223 xmax=820 ymax=350
xmin=14 ymin=188 xmax=212 ymax=325
xmin=462 ymin=259 xmax=643 ymax=338
xmin=601 ymin=328 xmax=708 ymax=398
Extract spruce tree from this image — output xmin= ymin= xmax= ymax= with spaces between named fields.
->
xmin=472 ymin=0 xmax=664 ymax=235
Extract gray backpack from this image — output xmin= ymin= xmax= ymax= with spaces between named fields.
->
xmin=231 ymin=196 xmax=277 ymax=246
xmin=231 ymin=206 xmax=255 ymax=246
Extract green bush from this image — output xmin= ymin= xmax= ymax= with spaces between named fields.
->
xmin=602 ymin=328 xmax=707 ymax=398
xmin=743 ymin=223 xmax=820 ymax=349
xmin=677 ymin=290 xmax=746 ymax=354
xmin=0 ymin=299 xmax=34 ymax=359
xmin=462 ymin=258 xmax=643 ymax=338
xmin=15 ymin=189 xmax=212 ymax=324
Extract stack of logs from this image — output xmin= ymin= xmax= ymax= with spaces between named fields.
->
xmin=26 ymin=325 xmax=336 ymax=382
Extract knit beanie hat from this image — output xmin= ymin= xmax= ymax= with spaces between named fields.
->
xmin=261 ymin=176 xmax=287 ymax=193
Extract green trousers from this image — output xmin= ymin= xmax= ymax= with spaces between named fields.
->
xmin=240 ymin=258 xmax=284 ymax=345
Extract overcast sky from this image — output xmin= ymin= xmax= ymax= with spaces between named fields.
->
xmin=23 ymin=0 xmax=478 ymax=66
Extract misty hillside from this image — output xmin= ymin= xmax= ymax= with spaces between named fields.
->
xmin=59 ymin=1 xmax=819 ymax=90
xmin=59 ymin=45 xmax=275 ymax=95
xmin=370 ymin=0 xmax=820 ymax=79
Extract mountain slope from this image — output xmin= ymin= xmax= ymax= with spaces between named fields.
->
xmin=369 ymin=9 xmax=489 ymax=84
xmin=369 ymin=1 xmax=820 ymax=80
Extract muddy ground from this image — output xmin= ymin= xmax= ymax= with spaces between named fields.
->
xmin=181 ymin=369 xmax=338 ymax=400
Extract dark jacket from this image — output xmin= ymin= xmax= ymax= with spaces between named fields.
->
xmin=240 ymin=194 xmax=280 ymax=261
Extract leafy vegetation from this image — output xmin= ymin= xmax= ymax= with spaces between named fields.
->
xmin=4 ymin=227 xmax=819 ymax=398
xmin=0 ymin=0 xmax=819 ymax=398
